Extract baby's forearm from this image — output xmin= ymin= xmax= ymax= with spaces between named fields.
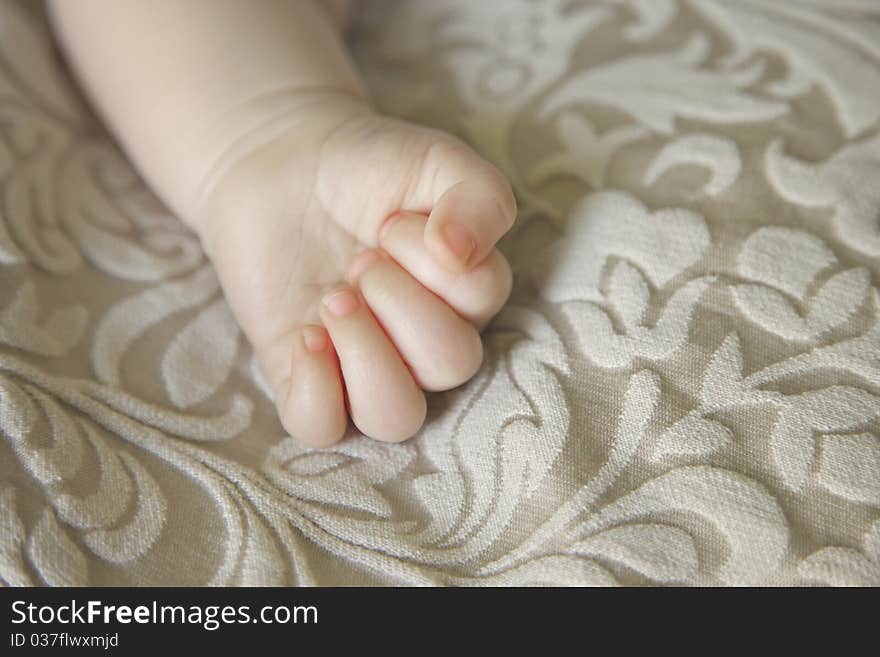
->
xmin=49 ymin=0 xmax=368 ymax=228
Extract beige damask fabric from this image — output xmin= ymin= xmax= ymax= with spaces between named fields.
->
xmin=1 ymin=0 xmax=879 ymax=586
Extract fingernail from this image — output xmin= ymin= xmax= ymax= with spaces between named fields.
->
xmin=347 ymin=249 xmax=383 ymax=282
xmin=301 ymin=325 xmax=328 ymax=353
xmin=441 ymin=221 xmax=476 ymax=266
xmin=322 ymin=288 xmax=359 ymax=317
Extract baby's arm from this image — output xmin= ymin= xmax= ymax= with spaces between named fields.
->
xmin=49 ymin=0 xmax=366 ymax=230
xmin=50 ymin=0 xmax=517 ymax=445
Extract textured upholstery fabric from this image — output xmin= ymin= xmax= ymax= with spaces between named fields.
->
xmin=1 ymin=0 xmax=879 ymax=586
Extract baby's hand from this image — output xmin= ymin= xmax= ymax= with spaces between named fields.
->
xmin=195 ymin=101 xmax=516 ymax=447
xmin=289 ymin=211 xmax=512 ymax=445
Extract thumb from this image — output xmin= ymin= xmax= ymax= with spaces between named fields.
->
xmin=417 ymin=141 xmax=517 ymax=273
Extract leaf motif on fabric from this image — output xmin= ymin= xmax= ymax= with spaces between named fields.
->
xmin=733 ymin=284 xmax=812 ymax=341
xmin=161 ymin=298 xmax=240 ymax=409
xmin=264 ymin=435 xmax=416 ymax=519
xmin=528 ymin=112 xmax=647 ymax=188
xmin=442 ymin=1 xmax=611 ymax=110
xmin=3 ymin=381 xmax=95 ymax=502
xmin=806 ymin=268 xmax=871 ymax=336
xmin=83 ymin=452 xmax=167 ymax=564
xmin=0 ymin=487 xmax=33 ymax=586
xmin=27 ymin=508 xmax=88 ymax=586
xmin=3 ymin=381 xmax=167 ymax=563
xmin=734 ymin=227 xmax=870 ymax=341
xmin=799 ymin=547 xmax=880 ymax=586
xmin=765 ymin=136 xmax=880 ymax=257
xmin=653 ymin=412 xmax=732 ymax=459
xmin=578 ymin=466 xmax=788 ymax=584
xmin=541 ymin=34 xmax=787 ymax=134
xmin=420 ymin=350 xmax=525 ymax=545
xmin=771 ymin=387 xmax=880 ymax=492
xmin=0 ymin=202 xmax=26 ymax=265
xmin=60 ymin=146 xmax=204 ymax=282
xmin=484 ymin=370 xmax=661 ymax=576
xmin=738 ymin=227 xmax=835 ymax=300
xmin=744 ymin=290 xmax=880 ymax=391
xmin=536 ymin=190 xmax=710 ymax=304
xmin=51 ymin=424 xmax=132 ymax=530
xmin=0 ymin=282 xmax=87 ymax=356
xmin=608 ymin=261 xmax=650 ymax=330
xmin=436 ymin=306 xmax=570 ymax=550
xmin=643 ymin=133 xmax=741 ymax=196
xmin=693 ymin=0 xmax=880 ymax=137
xmin=602 ymin=0 xmax=679 ymax=42
xmin=84 ymin=384 xmax=253 ymax=442
xmin=0 ymin=376 xmax=35 ymax=445
xmin=437 ymin=1 xmax=611 ymax=168
xmin=92 ymin=265 xmax=219 ymax=387
xmin=799 ymin=520 xmax=880 ymax=586
xmin=83 ymin=453 xmax=167 ymax=564
xmin=817 ymin=433 xmax=880 ymax=506
xmin=238 ymin=511 xmax=288 ymax=586
xmin=0 ymin=1 xmax=86 ymax=122
xmin=571 ymin=523 xmax=699 ymax=584
xmin=700 ymin=333 xmax=779 ymax=412
xmin=3 ymin=128 xmax=83 ymax=273
xmin=564 ymin=272 xmax=714 ymax=369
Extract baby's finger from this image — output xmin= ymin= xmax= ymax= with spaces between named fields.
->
xmin=379 ymin=212 xmax=512 ymax=328
xmin=275 ymin=325 xmax=347 ymax=448
xmin=417 ymin=141 xmax=517 ymax=273
xmin=349 ymin=250 xmax=483 ymax=392
xmin=319 ymin=286 xmax=426 ymax=442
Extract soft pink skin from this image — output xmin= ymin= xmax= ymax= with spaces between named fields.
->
xmin=50 ymin=0 xmax=516 ymax=445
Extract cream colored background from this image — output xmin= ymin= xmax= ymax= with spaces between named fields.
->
xmin=1 ymin=0 xmax=879 ymax=585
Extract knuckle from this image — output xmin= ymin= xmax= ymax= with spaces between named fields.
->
xmin=375 ymin=396 xmax=426 ymax=442
xmin=430 ymin=327 xmax=483 ymax=391
xmin=280 ymin=409 xmax=318 ymax=447
xmin=278 ymin=387 xmax=345 ymax=448
xmin=462 ymin=251 xmax=513 ymax=320
xmin=456 ymin=330 xmax=485 ymax=381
